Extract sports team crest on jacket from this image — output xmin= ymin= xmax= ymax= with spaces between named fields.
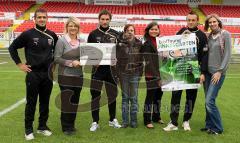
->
xmin=48 ymin=39 xmax=53 ymax=46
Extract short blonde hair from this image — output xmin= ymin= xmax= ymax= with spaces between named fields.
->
xmin=64 ymin=17 xmax=80 ymax=34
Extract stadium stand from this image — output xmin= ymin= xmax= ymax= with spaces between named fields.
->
xmin=14 ymin=21 xmax=176 ymax=35
xmin=0 ymin=1 xmax=35 ymax=17
xmin=40 ymin=2 xmax=190 ymax=15
xmin=0 ymin=20 xmax=13 ymax=32
xmin=14 ymin=20 xmax=240 ymax=36
xmin=200 ymin=5 xmax=240 ymax=18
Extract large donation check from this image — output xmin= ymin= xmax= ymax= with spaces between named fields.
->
xmin=157 ymin=33 xmax=201 ymax=91
xmin=80 ymin=43 xmax=116 ymax=65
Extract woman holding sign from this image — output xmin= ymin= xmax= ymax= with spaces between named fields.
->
xmin=141 ymin=22 xmax=164 ymax=129
xmin=202 ymin=14 xmax=231 ymax=135
xmin=54 ymin=17 xmax=83 ymax=135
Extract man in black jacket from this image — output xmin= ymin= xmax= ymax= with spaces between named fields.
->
xmin=88 ymin=9 xmax=121 ymax=131
xmin=163 ymin=11 xmax=208 ymax=131
xmin=8 ymin=9 xmax=58 ymax=140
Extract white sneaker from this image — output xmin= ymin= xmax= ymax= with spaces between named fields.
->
xmin=109 ymin=119 xmax=121 ymax=128
xmin=182 ymin=121 xmax=191 ymax=131
xmin=163 ymin=122 xmax=178 ymax=131
xmin=90 ymin=122 xmax=99 ymax=132
xmin=25 ymin=133 xmax=34 ymax=140
xmin=37 ymin=129 xmax=52 ymax=136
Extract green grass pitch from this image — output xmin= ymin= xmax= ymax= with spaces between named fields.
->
xmin=0 ymin=50 xmax=240 ymax=143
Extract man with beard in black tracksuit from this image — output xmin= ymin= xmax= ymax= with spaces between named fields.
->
xmin=88 ymin=9 xmax=121 ymax=131
xmin=163 ymin=11 xmax=208 ymax=132
xmin=8 ymin=9 xmax=58 ymax=140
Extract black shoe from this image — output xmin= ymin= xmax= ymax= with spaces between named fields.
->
xmin=130 ymin=124 xmax=137 ymax=128
xmin=121 ymin=124 xmax=128 ymax=128
xmin=207 ymin=129 xmax=222 ymax=135
xmin=72 ymin=128 xmax=77 ymax=132
xmin=63 ymin=128 xmax=76 ymax=136
xmin=200 ymin=128 xmax=209 ymax=132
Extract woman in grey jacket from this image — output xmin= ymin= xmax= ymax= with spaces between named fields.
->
xmin=202 ymin=14 xmax=231 ymax=135
xmin=54 ymin=17 xmax=83 ymax=135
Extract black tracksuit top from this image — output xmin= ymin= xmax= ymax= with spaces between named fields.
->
xmin=9 ymin=26 xmax=58 ymax=71
xmin=87 ymin=26 xmax=119 ymax=71
xmin=87 ymin=26 xmax=119 ymax=43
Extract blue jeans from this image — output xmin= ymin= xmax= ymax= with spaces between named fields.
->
xmin=204 ymin=72 xmax=225 ymax=133
xmin=120 ymin=74 xmax=140 ymax=126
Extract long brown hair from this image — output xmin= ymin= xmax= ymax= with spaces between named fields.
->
xmin=204 ymin=14 xmax=223 ymax=31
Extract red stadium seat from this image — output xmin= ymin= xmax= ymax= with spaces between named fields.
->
xmin=40 ymin=2 xmax=189 ymax=16
xmin=0 ymin=1 xmax=34 ymax=18
xmin=200 ymin=5 xmax=240 ymax=18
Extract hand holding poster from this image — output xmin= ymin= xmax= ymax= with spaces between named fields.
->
xmin=233 ymin=38 xmax=240 ymax=54
xmin=157 ymin=33 xmax=201 ymax=91
xmin=80 ymin=43 xmax=116 ymax=65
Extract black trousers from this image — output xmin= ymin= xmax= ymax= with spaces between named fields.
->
xmin=25 ymin=72 xmax=52 ymax=133
xmin=58 ymin=75 xmax=83 ymax=131
xmin=143 ymin=77 xmax=163 ymax=125
xmin=90 ymin=66 xmax=118 ymax=123
xmin=170 ymin=89 xmax=197 ymax=126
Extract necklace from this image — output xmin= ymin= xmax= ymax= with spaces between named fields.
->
xmin=211 ymin=33 xmax=220 ymax=39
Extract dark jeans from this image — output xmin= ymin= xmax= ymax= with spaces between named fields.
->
xmin=120 ymin=74 xmax=140 ymax=126
xmin=143 ymin=77 xmax=163 ymax=125
xmin=90 ymin=66 xmax=118 ymax=123
xmin=204 ymin=72 xmax=225 ymax=133
xmin=170 ymin=89 xmax=197 ymax=126
xmin=25 ymin=72 xmax=52 ymax=134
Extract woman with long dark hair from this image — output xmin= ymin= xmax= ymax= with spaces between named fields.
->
xmin=141 ymin=22 xmax=164 ymax=128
